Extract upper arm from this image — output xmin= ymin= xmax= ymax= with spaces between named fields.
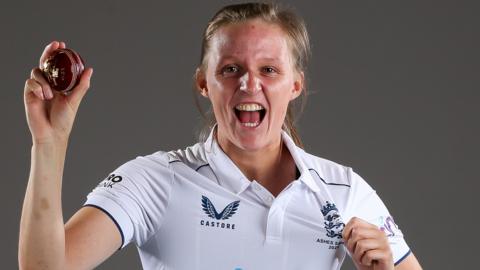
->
xmin=64 ymin=152 xmax=173 ymax=269
xmin=64 ymin=206 xmax=122 ymax=270
xmin=395 ymin=252 xmax=422 ymax=270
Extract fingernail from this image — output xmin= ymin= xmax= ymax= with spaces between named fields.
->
xmin=46 ymin=89 xmax=53 ymax=99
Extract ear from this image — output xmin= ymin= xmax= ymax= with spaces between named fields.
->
xmin=291 ymin=71 xmax=304 ymax=100
xmin=195 ymin=68 xmax=208 ymax=98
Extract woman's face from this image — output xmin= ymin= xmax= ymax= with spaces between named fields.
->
xmin=198 ymin=19 xmax=303 ymax=152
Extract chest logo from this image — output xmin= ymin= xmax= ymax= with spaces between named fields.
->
xmin=201 ymin=195 xmax=240 ymax=220
xmin=321 ymin=201 xmax=345 ymax=239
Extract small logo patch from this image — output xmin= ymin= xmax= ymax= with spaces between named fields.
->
xmin=97 ymin=173 xmax=123 ymax=188
xmin=379 ymin=216 xmax=401 ymax=237
xmin=321 ymin=201 xmax=345 ymax=239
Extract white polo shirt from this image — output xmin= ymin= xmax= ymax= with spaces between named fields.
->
xmin=84 ymin=127 xmax=411 ymax=269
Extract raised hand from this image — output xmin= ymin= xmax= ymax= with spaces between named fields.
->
xmin=24 ymin=41 xmax=93 ymax=145
xmin=343 ymin=217 xmax=394 ymax=270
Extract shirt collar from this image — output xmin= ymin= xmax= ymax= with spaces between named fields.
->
xmin=204 ymin=125 xmax=320 ymax=195
xmin=280 ymin=130 xmax=320 ymax=193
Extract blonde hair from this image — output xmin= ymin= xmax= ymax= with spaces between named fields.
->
xmin=194 ymin=2 xmax=311 ymax=148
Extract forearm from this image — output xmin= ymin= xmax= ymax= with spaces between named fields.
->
xmin=19 ymin=141 xmax=68 ymax=270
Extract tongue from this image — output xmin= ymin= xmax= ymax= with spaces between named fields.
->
xmin=238 ymin=110 xmax=260 ymax=123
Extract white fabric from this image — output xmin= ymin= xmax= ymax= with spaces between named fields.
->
xmin=84 ymin=127 xmax=410 ymax=269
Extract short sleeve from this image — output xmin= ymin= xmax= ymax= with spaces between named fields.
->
xmin=343 ymin=168 xmax=411 ymax=265
xmin=83 ymin=151 xmax=174 ymax=249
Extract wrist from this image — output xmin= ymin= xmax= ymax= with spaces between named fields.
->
xmin=31 ymin=139 xmax=68 ymax=165
xmin=32 ymin=135 xmax=69 ymax=148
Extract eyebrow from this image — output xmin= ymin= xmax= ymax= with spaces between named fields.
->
xmin=259 ymin=57 xmax=282 ymax=62
xmin=218 ymin=56 xmax=283 ymax=63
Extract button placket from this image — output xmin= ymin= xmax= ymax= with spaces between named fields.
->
xmin=264 ymin=189 xmax=294 ymax=243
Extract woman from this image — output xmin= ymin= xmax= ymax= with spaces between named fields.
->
xmin=19 ymin=3 xmax=422 ymax=270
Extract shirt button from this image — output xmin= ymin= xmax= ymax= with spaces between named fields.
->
xmin=254 ymin=185 xmax=261 ymax=191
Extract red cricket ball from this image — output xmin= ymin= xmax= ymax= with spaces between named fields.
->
xmin=41 ymin=48 xmax=85 ymax=93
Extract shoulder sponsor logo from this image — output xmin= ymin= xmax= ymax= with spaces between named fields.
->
xmin=97 ymin=173 xmax=123 ymax=188
xmin=316 ymin=201 xmax=345 ymax=250
xmin=200 ymin=195 xmax=240 ymax=230
xmin=378 ymin=216 xmax=401 ymax=237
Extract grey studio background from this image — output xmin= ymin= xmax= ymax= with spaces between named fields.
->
xmin=1 ymin=0 xmax=478 ymax=269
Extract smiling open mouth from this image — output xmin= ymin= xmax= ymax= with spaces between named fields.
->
xmin=234 ymin=103 xmax=266 ymax=127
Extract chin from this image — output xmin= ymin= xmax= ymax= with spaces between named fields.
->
xmin=217 ymin=117 xmax=280 ymax=153
xmin=231 ymin=126 xmax=279 ymax=153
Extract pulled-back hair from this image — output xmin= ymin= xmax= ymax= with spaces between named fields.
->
xmin=195 ymin=2 xmax=311 ymax=148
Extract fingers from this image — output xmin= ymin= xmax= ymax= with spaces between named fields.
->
xmin=30 ymin=68 xmax=54 ymax=100
xmin=25 ymin=78 xmax=45 ymax=101
xmin=343 ymin=217 xmax=378 ymax=240
xmin=361 ymin=249 xmax=392 ymax=267
xmin=39 ymin=40 xmax=67 ymax=68
xmin=343 ymin=217 xmax=393 ymax=269
xmin=345 ymin=227 xmax=382 ymax=255
xmin=352 ymin=238 xmax=382 ymax=265
xmin=24 ymin=76 xmax=50 ymax=134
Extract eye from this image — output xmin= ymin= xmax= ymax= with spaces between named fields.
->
xmin=221 ymin=65 xmax=240 ymax=75
xmin=262 ymin=66 xmax=277 ymax=74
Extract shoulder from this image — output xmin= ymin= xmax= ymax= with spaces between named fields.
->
xmin=114 ymin=150 xmax=171 ymax=175
xmin=165 ymin=142 xmax=209 ymax=170
xmin=117 ymin=141 xmax=208 ymax=174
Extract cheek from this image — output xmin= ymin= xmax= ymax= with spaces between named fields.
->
xmin=265 ymin=95 xmax=291 ymax=130
xmin=207 ymin=80 xmax=235 ymax=118
xmin=266 ymin=79 xmax=294 ymax=115
xmin=270 ymin=95 xmax=291 ymax=122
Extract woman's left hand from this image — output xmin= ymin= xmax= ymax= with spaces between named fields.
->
xmin=343 ymin=217 xmax=394 ymax=270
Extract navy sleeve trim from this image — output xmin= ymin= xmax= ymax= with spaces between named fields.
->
xmin=394 ymin=249 xmax=412 ymax=266
xmin=83 ymin=204 xmax=125 ymax=251
xmin=309 ymin=168 xmax=351 ymax=187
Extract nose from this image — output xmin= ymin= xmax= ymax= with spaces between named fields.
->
xmin=239 ymin=72 xmax=261 ymax=94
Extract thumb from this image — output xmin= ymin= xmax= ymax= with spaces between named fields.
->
xmin=65 ymin=67 xmax=94 ymax=110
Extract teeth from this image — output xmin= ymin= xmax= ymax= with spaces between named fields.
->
xmin=242 ymin=122 xmax=260 ymax=127
xmin=235 ymin=103 xmax=264 ymax=111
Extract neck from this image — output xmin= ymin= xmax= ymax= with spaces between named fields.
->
xmin=216 ymin=130 xmax=297 ymax=196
